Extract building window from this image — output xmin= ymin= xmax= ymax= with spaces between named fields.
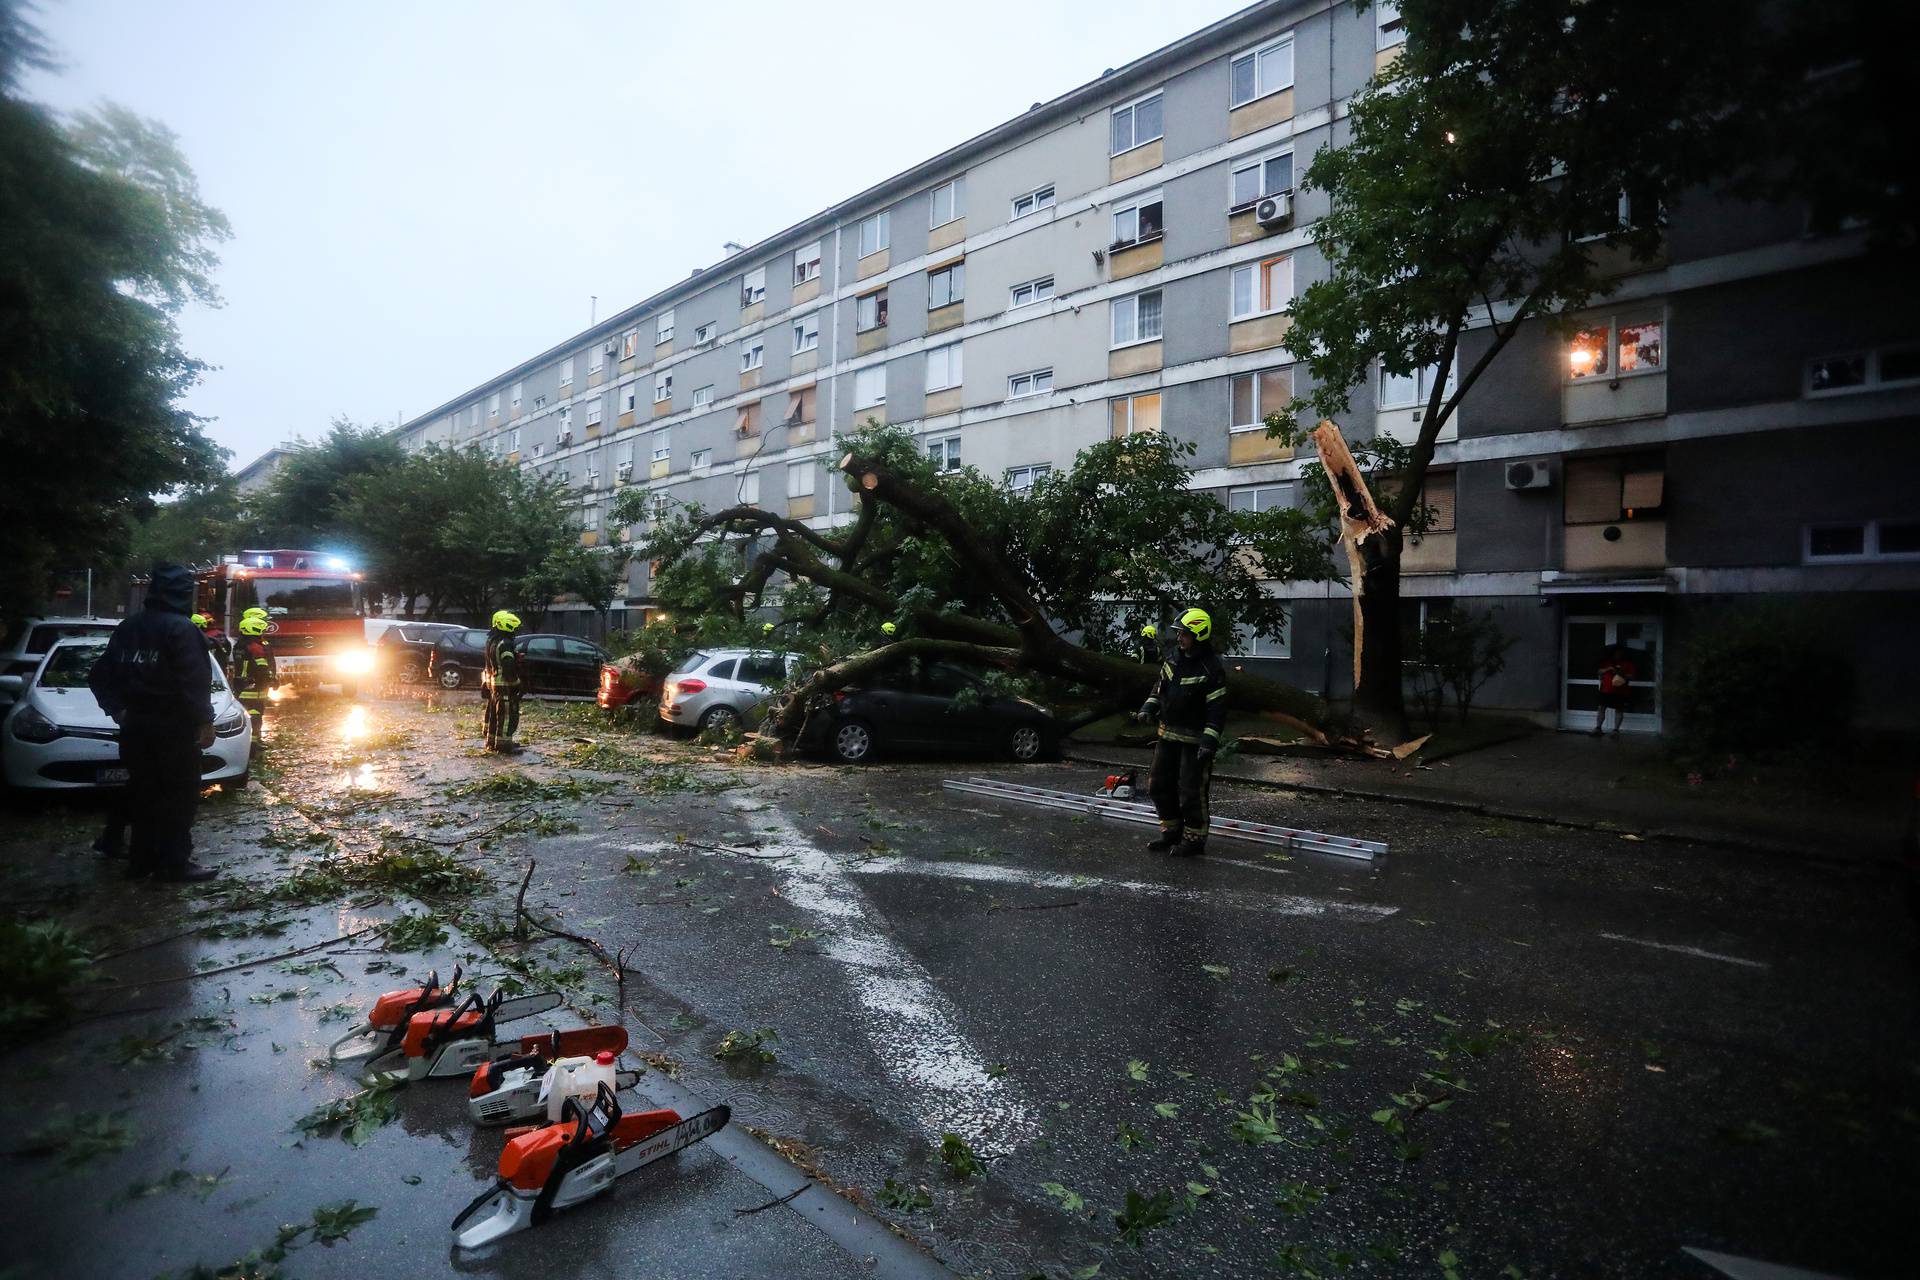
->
xmin=1008 ymin=368 xmax=1054 ymax=399
xmin=649 ymin=492 xmax=670 ymax=522
xmin=1804 ymin=519 xmax=1920 ymax=563
xmin=1111 ymin=191 xmax=1164 ymax=248
xmin=741 ymin=340 xmax=764 ymax=372
xmin=488 ymin=392 xmax=501 ymax=417
xmin=511 ymin=381 xmax=523 ymax=408
xmin=927 ymin=434 xmax=962 ymax=474
xmin=1110 ymin=391 xmax=1162 ymax=436
xmin=1230 ymin=367 xmax=1293 ymax=432
xmin=582 ymin=506 xmax=600 ymax=532
xmin=654 ymin=371 xmax=673 ymax=403
xmin=622 ymin=383 xmax=638 ymax=414
xmin=929 ymin=177 xmax=964 ymax=228
xmin=1231 ymin=255 xmax=1294 ymax=319
xmin=468 ymin=404 xmax=480 ymax=427
xmin=856 ymin=288 xmax=890 ymax=332
xmin=858 ymin=211 xmax=890 ymax=258
xmin=508 ymin=428 xmax=520 ymax=453
xmin=1412 ymin=470 xmax=1457 ymax=537
xmin=925 ymin=343 xmax=963 ymax=392
xmin=585 ymin=399 xmax=604 ymax=427
xmin=794 ymin=240 xmax=822 ymax=284
xmin=1377 ymin=357 xmax=1457 ymax=409
xmin=783 ymin=385 xmax=816 ymax=427
xmin=1230 ymin=33 xmax=1295 ymax=108
xmin=621 ymin=329 xmax=639 ymax=360
xmin=588 ymin=343 xmax=605 ymax=374
xmin=655 ymin=310 xmax=675 ymax=345
xmin=557 ymin=406 xmax=573 ymax=439
xmin=1111 ymin=290 xmax=1164 ymax=347
xmin=694 ymin=321 xmax=717 ymax=345
xmin=927 ymin=261 xmax=965 ymax=309
xmin=792 ymin=312 xmax=820 ymax=353
xmin=1010 ymin=275 xmax=1054 ymax=309
xmin=1805 ymin=344 xmax=1920 ymax=396
xmin=1227 ymin=606 xmax=1293 ymax=660
xmin=1565 ymin=454 xmax=1665 ymax=524
xmin=742 ymin=267 xmax=766 ymax=306
xmin=691 ymin=448 xmax=712 ymax=470
xmin=1110 ymin=89 xmax=1164 ymax=155
xmin=1230 ymin=150 xmax=1294 ymax=210
xmin=1227 ymin=483 xmax=1289 ymax=513
xmin=787 ymin=461 xmax=817 ymax=498
xmin=853 ymin=365 xmax=886 ymax=408
xmin=1568 ymin=318 xmax=1664 ymax=380
xmin=692 ymin=384 xmax=714 ymax=410
xmin=1011 ymin=183 xmax=1056 ymax=220
xmin=1007 ymin=463 xmax=1052 ymax=492
xmin=1377 ymin=1 xmax=1405 ymax=49
xmin=651 ymin=430 xmax=671 ymax=463
xmin=740 ymin=469 xmax=761 ymax=505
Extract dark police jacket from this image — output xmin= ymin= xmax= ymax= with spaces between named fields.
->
xmin=1141 ymin=645 xmax=1228 ymax=747
xmin=90 ymin=566 xmax=214 ymax=729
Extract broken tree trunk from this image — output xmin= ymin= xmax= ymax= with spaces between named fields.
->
xmin=1310 ymin=420 xmax=1397 ymax=695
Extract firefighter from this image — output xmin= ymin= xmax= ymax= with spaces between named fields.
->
xmin=234 ymin=615 xmax=276 ymax=743
xmin=881 ymin=621 xmax=897 ymax=637
xmin=87 ymin=561 xmax=218 ymax=882
xmin=1133 ymin=607 xmax=1227 ymax=857
xmin=483 ymin=610 xmax=524 ymax=753
xmin=192 ymin=612 xmax=233 ymax=670
xmin=1136 ymin=623 xmax=1160 ymax=666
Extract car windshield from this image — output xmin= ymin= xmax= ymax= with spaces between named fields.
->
xmin=24 ymin=623 xmax=114 ymax=654
xmin=237 ymin=576 xmax=359 ymax=618
xmin=37 ymin=643 xmax=105 ymax=689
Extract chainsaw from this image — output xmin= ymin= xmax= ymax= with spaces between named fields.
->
xmin=363 ymin=986 xmax=566 ymax=1081
xmin=1098 ymin=768 xmax=1141 ymax=800
xmin=326 ymin=966 xmax=463 ymax=1064
xmin=451 ymin=1083 xmax=730 ymax=1248
xmin=466 ymin=1027 xmax=641 ymax=1126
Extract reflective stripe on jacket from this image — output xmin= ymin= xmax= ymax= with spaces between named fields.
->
xmin=1142 ymin=646 xmax=1228 ymax=745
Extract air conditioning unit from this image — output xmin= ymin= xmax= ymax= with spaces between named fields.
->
xmin=603 ymin=341 xmax=618 ymax=355
xmin=557 ymin=428 xmax=572 ymax=445
xmin=1255 ymin=192 xmax=1293 ymax=227
xmin=586 ymin=469 xmax=600 ymax=486
xmin=1505 ymin=458 xmax=1554 ymax=491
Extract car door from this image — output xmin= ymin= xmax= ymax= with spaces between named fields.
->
xmin=560 ymin=639 xmax=603 ymax=694
xmin=520 ymin=637 xmax=563 ymax=693
xmin=735 ymin=653 xmax=789 ymax=722
xmin=918 ymin=661 xmax=997 ymax=749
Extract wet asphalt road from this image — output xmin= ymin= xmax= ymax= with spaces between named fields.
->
xmin=3 ymin=694 xmax=1916 ymax=1279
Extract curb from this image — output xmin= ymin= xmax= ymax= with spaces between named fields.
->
xmin=1061 ymin=748 xmax=1877 ymax=870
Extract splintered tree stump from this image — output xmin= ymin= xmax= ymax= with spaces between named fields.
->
xmin=1310 ymin=420 xmax=1396 ymax=690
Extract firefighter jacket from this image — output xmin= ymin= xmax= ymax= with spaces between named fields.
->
xmin=233 ymin=639 xmax=275 ymax=700
xmin=1141 ymin=645 xmax=1228 ymax=747
xmin=204 ymin=631 xmax=233 ymax=670
xmin=484 ymin=632 xmax=522 ymax=690
xmin=88 ymin=563 xmax=214 ymax=728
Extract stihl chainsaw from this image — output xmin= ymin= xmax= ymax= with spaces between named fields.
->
xmin=451 ymin=1083 xmax=729 ymax=1248
xmin=326 ymin=966 xmax=463 ymax=1064
xmin=363 ymin=986 xmax=565 ymax=1081
xmin=467 ymin=1029 xmax=641 ymax=1126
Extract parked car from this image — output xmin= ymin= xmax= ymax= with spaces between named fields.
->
xmin=0 ymin=617 xmax=119 ymax=706
xmin=798 ymin=657 xmax=1057 ymax=764
xmin=599 ymin=657 xmax=667 ymax=714
xmin=372 ymin=621 xmax=464 ymax=685
xmin=1 ymin=638 xmax=251 ymax=790
xmin=428 ymin=629 xmax=609 ymax=695
xmin=658 ymin=649 xmax=799 ymax=734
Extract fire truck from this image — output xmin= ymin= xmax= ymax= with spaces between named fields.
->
xmin=195 ymin=550 xmax=371 ymax=692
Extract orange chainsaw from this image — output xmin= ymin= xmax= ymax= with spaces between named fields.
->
xmin=451 ymin=1083 xmax=729 ymax=1248
xmin=466 ymin=1027 xmax=642 ymax=1126
xmin=326 ymin=966 xmax=463 ymax=1065
xmin=363 ymin=986 xmax=566 ymax=1081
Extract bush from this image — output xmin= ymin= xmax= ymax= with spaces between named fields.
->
xmin=1671 ymin=612 xmax=1851 ymax=756
xmin=0 ymin=920 xmax=91 ymax=1032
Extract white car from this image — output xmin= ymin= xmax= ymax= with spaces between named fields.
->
xmin=658 ymin=648 xmax=801 ymax=734
xmin=0 ymin=616 xmax=120 ymax=706
xmin=0 ymin=638 xmax=251 ymax=791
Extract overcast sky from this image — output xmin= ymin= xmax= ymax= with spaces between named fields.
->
xmin=25 ymin=0 xmax=1247 ymax=472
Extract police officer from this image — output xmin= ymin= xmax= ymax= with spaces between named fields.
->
xmin=233 ymin=614 xmax=276 ymax=742
xmin=1134 ymin=607 xmax=1227 ymax=857
xmin=87 ymin=561 xmax=218 ymax=882
xmin=483 ymin=610 xmax=524 ymax=753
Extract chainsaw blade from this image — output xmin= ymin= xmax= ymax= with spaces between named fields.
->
xmin=491 ymin=991 xmax=564 ymax=1024
xmin=610 ymin=1105 xmax=730 ymax=1178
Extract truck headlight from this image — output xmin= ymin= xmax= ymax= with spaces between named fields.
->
xmin=10 ymin=706 xmax=61 ymax=744
xmin=334 ymin=649 xmax=374 ymax=675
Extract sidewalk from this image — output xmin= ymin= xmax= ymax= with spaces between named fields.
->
xmin=1066 ymin=728 xmax=1909 ymax=864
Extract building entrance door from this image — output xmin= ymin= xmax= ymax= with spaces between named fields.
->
xmin=1561 ymin=615 xmax=1662 ymax=733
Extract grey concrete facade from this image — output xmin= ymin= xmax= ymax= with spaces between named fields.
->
xmin=392 ymin=0 xmax=1917 ymax=734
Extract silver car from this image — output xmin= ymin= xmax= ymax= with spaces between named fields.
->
xmin=658 ymin=649 xmax=799 ymax=734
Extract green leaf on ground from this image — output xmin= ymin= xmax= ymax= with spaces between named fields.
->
xmin=1200 ymin=963 xmax=1231 ymax=980
xmin=18 ymin=1111 xmax=135 ymax=1170
xmin=309 ymin=1200 xmax=377 ymax=1245
xmin=1126 ymin=1058 xmax=1149 ymax=1082
xmin=938 ymin=1132 xmax=984 ymax=1180
xmin=878 ymin=1177 xmax=933 ymax=1212
xmin=293 ymin=1082 xmax=402 ymax=1147
xmin=1113 ymin=1187 xmax=1176 ymax=1247
xmin=1153 ymin=1102 xmax=1181 ymax=1118
xmin=1040 ymin=1181 xmax=1086 ymax=1212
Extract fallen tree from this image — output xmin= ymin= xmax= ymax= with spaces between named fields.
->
xmin=616 ymin=426 xmax=1340 ymax=739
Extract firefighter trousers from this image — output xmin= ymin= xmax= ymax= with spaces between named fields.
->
xmin=1148 ymin=738 xmax=1212 ymax=846
xmin=484 ymin=685 xmax=522 ymax=750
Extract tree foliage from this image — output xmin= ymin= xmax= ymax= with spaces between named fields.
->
xmin=0 ymin=3 xmax=229 ymax=621
xmin=255 ymin=419 xmax=405 ymax=549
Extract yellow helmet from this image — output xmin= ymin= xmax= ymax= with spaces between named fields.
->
xmin=1140 ymin=624 xmax=1157 ymax=639
xmin=491 ymin=610 xmax=522 ymax=633
xmin=762 ymin=622 xmax=775 ymax=633
xmin=881 ymin=621 xmax=897 ymax=636
xmin=241 ymin=606 xmax=267 ymax=620
xmin=191 ymin=613 xmax=210 ymax=629
xmin=1175 ymin=607 xmax=1212 ymax=643
xmin=238 ymin=615 xmax=269 ymax=636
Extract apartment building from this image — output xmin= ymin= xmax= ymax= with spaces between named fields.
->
xmin=394 ymin=0 xmax=1919 ymax=734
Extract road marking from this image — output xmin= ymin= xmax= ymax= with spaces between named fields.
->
xmin=713 ymin=800 xmax=1039 ymax=1154
xmin=850 ymin=857 xmax=1397 ymax=922
xmin=1599 ymin=932 xmax=1770 ymax=970
xmin=1681 ymin=1246 xmax=1845 ymax=1279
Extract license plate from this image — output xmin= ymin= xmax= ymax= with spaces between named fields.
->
xmin=97 ymin=766 xmax=130 ymax=784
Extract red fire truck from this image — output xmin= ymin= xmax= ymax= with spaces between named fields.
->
xmin=196 ymin=550 xmax=371 ymax=693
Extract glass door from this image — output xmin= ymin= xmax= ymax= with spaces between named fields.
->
xmin=1561 ymin=615 xmax=1662 ymax=733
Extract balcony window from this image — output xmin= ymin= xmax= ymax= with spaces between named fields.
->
xmin=1111 ymin=192 xmax=1164 ymax=248
xmin=856 ymin=288 xmax=890 ymax=332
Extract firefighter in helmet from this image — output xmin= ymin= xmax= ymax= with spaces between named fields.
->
xmin=1136 ymin=623 xmax=1160 ymax=667
xmin=483 ymin=610 xmax=524 ymax=753
xmin=234 ymin=614 xmax=277 ymax=743
xmin=1134 ymin=607 xmax=1227 ymax=856
xmin=191 ymin=612 xmax=233 ymax=670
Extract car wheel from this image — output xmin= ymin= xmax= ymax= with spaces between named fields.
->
xmin=832 ymin=719 xmax=876 ymax=764
xmin=397 ymin=657 xmax=425 ymax=686
xmin=1008 ymin=724 xmax=1045 ymax=762
xmin=699 ymin=705 xmax=741 ymax=734
xmin=438 ymin=664 xmax=464 ymax=690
